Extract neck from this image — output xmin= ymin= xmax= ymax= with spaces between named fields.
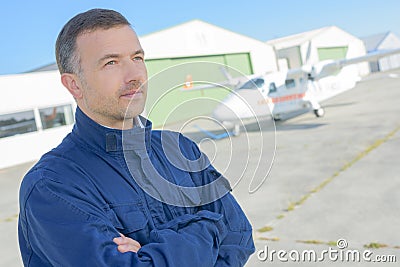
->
xmin=77 ymin=106 xmax=135 ymax=130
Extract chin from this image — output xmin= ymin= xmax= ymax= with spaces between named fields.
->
xmin=123 ymin=105 xmax=144 ymax=119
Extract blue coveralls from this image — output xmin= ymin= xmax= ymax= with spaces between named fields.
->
xmin=18 ymin=107 xmax=255 ymax=266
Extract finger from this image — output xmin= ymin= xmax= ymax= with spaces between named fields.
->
xmin=113 ymin=237 xmax=124 ymax=245
xmin=113 ymin=232 xmax=126 ymax=243
xmin=117 ymin=244 xmax=141 ymax=253
xmin=113 ymin=236 xmax=141 ymax=246
xmin=122 ymin=236 xmax=141 ymax=247
xmin=124 ymin=237 xmax=141 ymax=248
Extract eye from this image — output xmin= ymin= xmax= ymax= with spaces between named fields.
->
xmin=133 ymin=56 xmax=144 ymax=62
xmin=105 ymin=60 xmax=117 ymax=66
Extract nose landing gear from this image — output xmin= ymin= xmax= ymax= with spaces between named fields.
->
xmin=314 ymin=107 xmax=325 ymax=117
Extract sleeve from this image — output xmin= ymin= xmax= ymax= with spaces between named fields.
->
xmin=202 ymin=191 xmax=255 ymax=266
xmin=19 ymin=178 xmax=227 ymax=267
xmin=180 ymin=134 xmax=256 ymax=266
xmin=201 ymin=173 xmax=255 ymax=267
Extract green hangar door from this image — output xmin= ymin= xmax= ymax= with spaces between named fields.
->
xmin=317 ymin=47 xmax=348 ymax=76
xmin=144 ymin=53 xmax=253 ymax=127
xmin=317 ymin=46 xmax=348 ymax=61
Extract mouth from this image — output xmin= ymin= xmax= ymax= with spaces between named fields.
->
xmin=120 ymin=89 xmax=143 ymax=99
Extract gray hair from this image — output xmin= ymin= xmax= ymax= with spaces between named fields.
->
xmin=55 ymin=9 xmax=131 ymax=74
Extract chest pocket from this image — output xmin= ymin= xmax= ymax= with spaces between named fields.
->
xmin=104 ymin=203 xmax=149 ymax=240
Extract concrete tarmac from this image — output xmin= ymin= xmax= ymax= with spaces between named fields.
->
xmin=1 ymin=70 xmax=399 ymax=266
xmin=239 ymin=70 xmax=400 ymax=266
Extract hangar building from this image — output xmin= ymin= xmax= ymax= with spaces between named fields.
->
xmin=266 ymin=26 xmax=370 ymax=77
xmin=361 ymin=32 xmax=400 ymax=72
xmin=140 ymin=20 xmax=277 ymax=127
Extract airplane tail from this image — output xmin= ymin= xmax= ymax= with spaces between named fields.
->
xmin=220 ymin=66 xmax=234 ymax=83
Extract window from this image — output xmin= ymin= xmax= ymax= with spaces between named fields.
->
xmin=0 ymin=110 xmax=37 ymax=138
xmin=268 ymin=82 xmax=277 ymax=94
xmin=39 ymin=105 xmax=74 ymax=130
xmin=238 ymin=78 xmax=265 ymax=90
xmin=285 ymin=79 xmax=296 ymax=89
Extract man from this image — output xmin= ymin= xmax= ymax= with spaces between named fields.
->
xmin=18 ymin=8 xmax=254 ymax=266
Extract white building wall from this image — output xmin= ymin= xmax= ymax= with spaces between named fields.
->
xmin=0 ymin=71 xmax=73 ymax=114
xmin=377 ymin=33 xmax=400 ymax=71
xmin=379 ymin=33 xmax=400 ymax=49
xmin=379 ymin=55 xmax=400 ymax=71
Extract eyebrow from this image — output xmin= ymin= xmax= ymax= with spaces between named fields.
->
xmin=97 ymin=49 xmax=145 ymax=65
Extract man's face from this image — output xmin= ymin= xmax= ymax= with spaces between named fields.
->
xmin=75 ymin=25 xmax=148 ymax=128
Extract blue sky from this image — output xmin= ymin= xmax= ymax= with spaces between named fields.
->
xmin=1 ymin=0 xmax=400 ymax=75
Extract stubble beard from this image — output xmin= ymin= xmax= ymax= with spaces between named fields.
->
xmin=79 ymin=77 xmax=147 ymax=127
xmin=120 ymin=81 xmax=147 ymax=120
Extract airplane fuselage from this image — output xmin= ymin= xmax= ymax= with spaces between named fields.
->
xmin=211 ymin=67 xmax=360 ymax=123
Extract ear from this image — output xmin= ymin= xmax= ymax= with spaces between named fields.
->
xmin=61 ymin=73 xmax=83 ymax=99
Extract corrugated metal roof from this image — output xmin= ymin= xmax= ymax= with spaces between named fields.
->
xmin=26 ymin=63 xmax=58 ymax=73
xmin=360 ymin=32 xmax=389 ymax=52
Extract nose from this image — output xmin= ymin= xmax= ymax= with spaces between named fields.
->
xmin=124 ymin=59 xmax=147 ymax=85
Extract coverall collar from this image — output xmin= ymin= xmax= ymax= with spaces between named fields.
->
xmin=73 ymin=107 xmax=152 ymax=153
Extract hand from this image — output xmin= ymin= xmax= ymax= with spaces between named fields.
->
xmin=113 ymin=233 xmax=142 ymax=253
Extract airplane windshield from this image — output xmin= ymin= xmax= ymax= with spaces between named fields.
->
xmin=238 ymin=78 xmax=265 ymax=90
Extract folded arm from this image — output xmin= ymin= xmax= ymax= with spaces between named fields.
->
xmin=19 ymin=179 xmax=227 ymax=266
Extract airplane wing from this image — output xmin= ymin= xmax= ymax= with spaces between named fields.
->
xmin=284 ymin=47 xmax=400 ymax=81
xmin=180 ymin=67 xmax=255 ymax=91
xmin=181 ymin=80 xmax=233 ymax=91
xmin=312 ymin=47 xmax=400 ymax=80
xmin=181 ymin=48 xmax=400 ymax=91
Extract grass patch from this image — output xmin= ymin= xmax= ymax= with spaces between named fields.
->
xmin=296 ymin=240 xmax=326 ymax=245
xmin=364 ymin=242 xmax=388 ymax=249
xmin=257 ymin=226 xmax=273 ymax=232
xmin=286 ymin=202 xmax=296 ymax=211
xmin=259 ymin=237 xmax=280 ymax=242
xmin=326 ymin=241 xmax=337 ymax=246
xmin=1 ymin=213 xmax=18 ymax=222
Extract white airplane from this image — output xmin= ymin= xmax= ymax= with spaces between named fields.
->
xmin=181 ymin=48 xmax=400 ymax=136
